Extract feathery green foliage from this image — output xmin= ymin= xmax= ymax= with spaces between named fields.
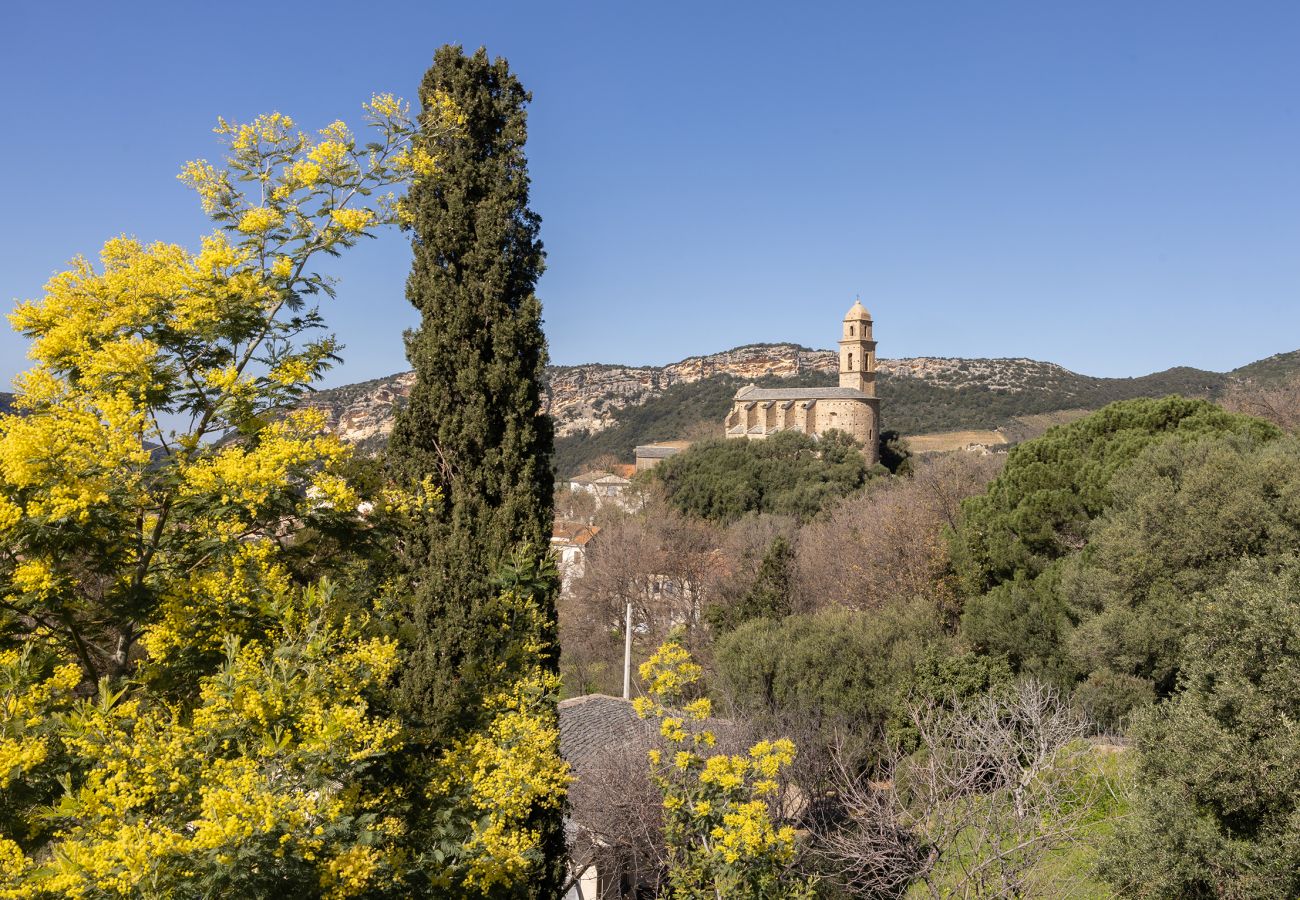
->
xmin=388 ymin=43 xmax=554 ymax=729
xmin=951 ymin=396 xmax=1279 ymax=595
xmin=384 ymin=45 xmax=562 ymax=895
xmin=955 ymin=398 xmax=1290 ymax=703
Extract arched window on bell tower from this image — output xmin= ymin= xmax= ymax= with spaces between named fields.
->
xmin=840 ymin=298 xmax=875 ymax=395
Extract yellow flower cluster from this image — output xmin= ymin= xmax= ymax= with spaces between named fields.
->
xmin=330 ymin=207 xmax=376 ymax=233
xmin=0 ymin=649 xmax=80 ymax=790
xmin=308 ymin=138 xmax=351 ymax=171
xmin=321 ymin=845 xmax=382 ymax=899
xmin=0 ymin=386 xmax=148 ymax=522
xmin=178 ymin=159 xmax=227 ymax=214
xmin=5 ymin=586 xmax=406 ymax=898
xmin=220 ymin=111 xmax=298 ymax=154
xmin=638 ymin=640 xmax=805 ymax=895
xmin=0 ymin=91 xmax=482 ymax=898
xmin=638 ymin=640 xmax=704 ymax=704
xmin=236 ymin=206 xmax=283 ymax=234
xmin=139 ymin=539 xmax=292 ymax=667
xmin=431 ymin=668 xmax=571 ymax=893
xmin=712 ymin=801 xmax=798 ymax=865
xmin=365 ymin=92 xmax=406 ymax=119
xmin=181 ymin=409 xmax=350 ymax=518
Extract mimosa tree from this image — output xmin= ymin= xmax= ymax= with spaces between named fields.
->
xmin=0 ymin=90 xmax=567 ymax=898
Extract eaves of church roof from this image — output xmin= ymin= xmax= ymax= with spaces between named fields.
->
xmin=733 ymin=385 xmax=871 ymax=401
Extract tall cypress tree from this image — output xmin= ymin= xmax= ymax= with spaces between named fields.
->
xmin=387 ymin=51 xmax=562 ymax=891
xmin=389 ymin=44 xmax=555 ymax=725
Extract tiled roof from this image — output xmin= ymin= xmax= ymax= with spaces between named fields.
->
xmin=568 ymin=470 xmax=610 ymax=484
xmin=570 ymin=470 xmax=631 ymax=486
xmin=558 ymin=695 xmax=653 ymax=776
xmin=559 ymin=693 xmax=745 ymax=776
xmin=552 ymin=520 xmax=600 ymax=546
xmin=733 ymin=385 xmax=870 ymax=401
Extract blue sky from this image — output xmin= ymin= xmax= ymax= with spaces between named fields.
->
xmin=2 ymin=1 xmax=1297 ymax=389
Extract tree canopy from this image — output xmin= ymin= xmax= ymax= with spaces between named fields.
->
xmin=652 ymin=430 xmax=874 ymax=523
xmin=1100 ymin=557 xmax=1300 ymax=898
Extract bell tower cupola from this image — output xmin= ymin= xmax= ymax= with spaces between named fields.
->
xmin=839 ymin=299 xmax=876 ymax=395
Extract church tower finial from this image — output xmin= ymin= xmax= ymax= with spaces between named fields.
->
xmin=839 ymin=299 xmax=876 ymax=396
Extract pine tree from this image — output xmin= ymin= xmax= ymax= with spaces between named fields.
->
xmin=708 ymin=536 xmax=796 ymax=635
xmin=385 ymin=45 xmax=563 ymax=893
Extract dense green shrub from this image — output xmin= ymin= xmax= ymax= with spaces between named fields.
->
xmin=1062 ymin=434 xmax=1300 ymax=693
xmin=951 ymin=397 xmax=1279 ymax=594
xmin=1071 ymin=671 xmax=1155 ymax=734
xmin=1100 ymin=557 xmax=1300 ymax=898
xmin=955 ymin=399 xmax=1287 ymax=694
xmin=713 ymin=602 xmax=944 ymax=764
xmin=653 ymin=430 xmax=873 ymax=523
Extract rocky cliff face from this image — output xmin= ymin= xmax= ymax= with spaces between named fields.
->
xmin=307 ymin=344 xmax=1079 ymax=447
xmin=304 ymin=372 xmax=415 ymax=452
xmin=546 ymin=344 xmax=839 ymax=436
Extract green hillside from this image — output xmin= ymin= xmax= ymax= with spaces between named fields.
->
xmin=554 ymin=364 xmax=1252 ymax=476
xmin=1231 ymin=349 xmax=1300 ymax=384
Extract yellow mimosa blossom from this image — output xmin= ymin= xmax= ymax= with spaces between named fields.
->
xmin=428 ymin=638 xmax=570 ymax=893
xmin=237 ymin=206 xmax=282 ymax=233
xmin=11 ymin=559 xmax=56 ymax=596
xmin=364 ymin=92 xmax=404 ymax=118
xmin=308 ymin=140 xmax=350 ymax=170
xmin=321 ymin=845 xmax=381 ymax=898
xmin=0 ymin=90 xmax=471 ymax=897
xmin=638 ymin=640 xmax=806 ymax=894
xmin=330 ymin=208 xmax=375 ymax=233
xmin=287 ymin=159 xmax=322 ymax=187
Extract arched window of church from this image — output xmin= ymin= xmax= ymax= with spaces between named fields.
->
xmin=848 ymin=352 xmax=854 ymax=370
xmin=849 ymin=325 xmax=855 ymax=336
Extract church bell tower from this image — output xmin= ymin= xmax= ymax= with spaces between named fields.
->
xmin=839 ymin=299 xmax=876 ymax=396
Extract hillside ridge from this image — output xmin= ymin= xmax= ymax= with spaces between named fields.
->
xmin=304 ymin=342 xmax=1295 ymax=468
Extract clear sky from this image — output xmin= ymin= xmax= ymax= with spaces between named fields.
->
xmin=2 ymin=1 xmax=1298 ymax=389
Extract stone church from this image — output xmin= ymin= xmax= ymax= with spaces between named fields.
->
xmin=724 ymin=301 xmax=881 ymax=464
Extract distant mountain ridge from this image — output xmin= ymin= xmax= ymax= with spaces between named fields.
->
xmin=304 ymin=343 xmax=1299 ymax=473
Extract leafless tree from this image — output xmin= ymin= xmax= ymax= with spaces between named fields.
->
xmin=559 ymin=501 xmax=724 ymax=695
xmin=556 ymin=483 xmax=600 ymax=523
xmin=816 ymin=681 xmax=1115 ymax=899
xmin=567 ymin=743 xmax=668 ymax=898
xmin=796 ymin=453 xmax=1001 ymax=618
xmin=1220 ymin=373 xmax=1300 ymax=433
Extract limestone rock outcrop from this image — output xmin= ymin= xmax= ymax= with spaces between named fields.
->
xmin=305 ymin=345 xmax=1082 ymax=448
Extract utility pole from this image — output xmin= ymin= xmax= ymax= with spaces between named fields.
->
xmin=623 ymin=601 xmax=633 ymax=700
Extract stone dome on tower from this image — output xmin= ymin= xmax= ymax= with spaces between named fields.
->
xmin=844 ymin=299 xmax=872 ymax=321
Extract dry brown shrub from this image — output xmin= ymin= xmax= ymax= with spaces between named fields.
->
xmin=795 ymin=453 xmax=1001 ymax=619
xmin=1220 ymin=374 xmax=1300 ymax=433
